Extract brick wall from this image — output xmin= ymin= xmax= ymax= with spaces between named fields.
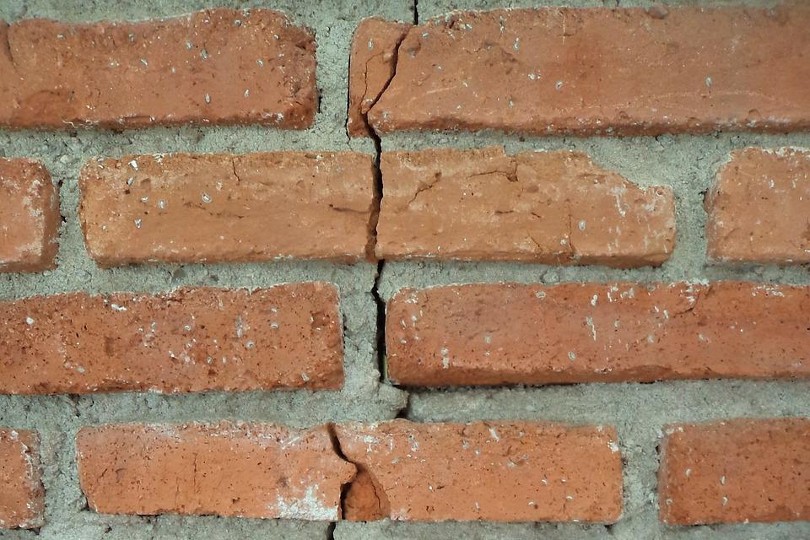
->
xmin=0 ymin=1 xmax=808 ymax=539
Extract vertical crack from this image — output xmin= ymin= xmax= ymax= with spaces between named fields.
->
xmin=414 ymin=0 xmax=420 ymax=24
xmin=327 ymin=424 xmax=390 ymax=523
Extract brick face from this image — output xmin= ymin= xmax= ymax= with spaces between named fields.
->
xmin=377 ymin=147 xmax=675 ymax=266
xmin=0 ymin=283 xmax=344 ymax=394
xmin=386 ymin=282 xmax=810 ymax=387
xmin=0 ymin=158 xmax=60 ymax=273
xmin=706 ymin=147 xmax=810 ymax=264
xmin=80 ymin=152 xmax=376 ymax=265
xmin=659 ymin=418 xmax=810 ymax=525
xmin=367 ymin=7 xmax=810 ymax=135
xmin=77 ymin=422 xmax=355 ymax=520
xmin=0 ymin=429 xmax=44 ymax=530
xmin=335 ymin=420 xmax=623 ymax=523
xmin=0 ymin=9 xmax=316 ymax=129
xmin=347 ymin=18 xmax=412 ymax=137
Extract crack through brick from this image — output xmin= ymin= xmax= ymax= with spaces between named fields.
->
xmin=328 ymin=5 xmax=419 ymax=535
xmin=327 ymin=424 xmax=390 ymax=524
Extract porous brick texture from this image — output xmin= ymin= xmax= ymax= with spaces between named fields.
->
xmin=77 ymin=422 xmax=355 ymax=519
xmin=659 ymin=418 xmax=810 ymax=525
xmin=0 ymin=1 xmax=809 ymax=539
xmin=377 ymin=147 xmax=675 ymax=266
xmin=347 ymin=18 xmax=412 ymax=138
xmin=0 ymin=158 xmax=60 ymax=272
xmin=386 ymin=281 xmax=810 ymax=387
xmin=366 ymin=6 xmax=810 ymax=135
xmin=706 ymin=147 xmax=810 ymax=264
xmin=80 ymin=152 xmax=376 ymax=265
xmin=335 ymin=420 xmax=623 ymax=522
xmin=0 ymin=429 xmax=44 ymax=529
xmin=0 ymin=283 xmax=344 ymax=393
xmin=0 ymin=9 xmax=317 ymax=129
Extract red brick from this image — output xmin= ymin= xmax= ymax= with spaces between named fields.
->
xmin=659 ymin=418 xmax=810 ymax=525
xmin=368 ymin=7 xmax=810 ymax=135
xmin=376 ymin=147 xmax=675 ymax=266
xmin=77 ymin=422 xmax=355 ymax=520
xmin=706 ymin=147 xmax=810 ymax=264
xmin=335 ymin=420 xmax=622 ymax=522
xmin=347 ymin=18 xmax=412 ymax=137
xmin=0 ymin=429 xmax=44 ymax=529
xmin=80 ymin=152 xmax=376 ymax=265
xmin=386 ymin=282 xmax=810 ymax=387
xmin=0 ymin=158 xmax=59 ymax=272
xmin=0 ymin=283 xmax=343 ymax=394
xmin=0 ymin=9 xmax=316 ymax=129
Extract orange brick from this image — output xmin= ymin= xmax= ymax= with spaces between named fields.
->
xmin=377 ymin=147 xmax=675 ymax=266
xmin=0 ymin=9 xmax=316 ymax=129
xmin=659 ymin=418 xmax=810 ymax=525
xmin=386 ymin=282 xmax=810 ymax=387
xmin=368 ymin=7 xmax=810 ymax=135
xmin=706 ymin=147 xmax=810 ymax=264
xmin=80 ymin=152 xmax=376 ymax=265
xmin=0 ymin=429 xmax=44 ymax=529
xmin=0 ymin=283 xmax=344 ymax=394
xmin=335 ymin=420 xmax=623 ymax=522
xmin=347 ymin=18 xmax=412 ymax=137
xmin=0 ymin=158 xmax=59 ymax=272
xmin=77 ymin=422 xmax=355 ymax=519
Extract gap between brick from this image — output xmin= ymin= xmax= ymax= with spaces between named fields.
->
xmin=327 ymin=6 xmax=420 ymax=533
xmin=359 ymin=15 xmax=411 ymax=390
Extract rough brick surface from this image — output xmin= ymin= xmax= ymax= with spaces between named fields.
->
xmin=376 ymin=147 xmax=675 ymax=266
xmin=80 ymin=152 xmax=376 ymax=265
xmin=386 ymin=282 xmax=810 ymax=387
xmin=0 ymin=158 xmax=60 ymax=273
xmin=0 ymin=9 xmax=316 ymax=129
xmin=368 ymin=7 xmax=810 ymax=135
xmin=347 ymin=18 xmax=411 ymax=137
xmin=335 ymin=420 xmax=623 ymax=522
xmin=706 ymin=147 xmax=810 ymax=264
xmin=0 ymin=429 xmax=44 ymax=530
xmin=0 ymin=283 xmax=344 ymax=394
xmin=659 ymin=418 xmax=810 ymax=525
xmin=77 ymin=422 xmax=355 ymax=520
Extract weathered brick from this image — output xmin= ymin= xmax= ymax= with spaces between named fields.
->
xmin=386 ymin=282 xmax=810 ymax=387
xmin=0 ymin=429 xmax=44 ymax=530
xmin=377 ymin=147 xmax=675 ymax=266
xmin=347 ymin=18 xmax=412 ymax=137
xmin=368 ymin=7 xmax=810 ymax=135
xmin=0 ymin=283 xmax=343 ymax=394
xmin=80 ymin=152 xmax=376 ymax=265
xmin=77 ymin=422 xmax=355 ymax=520
xmin=0 ymin=9 xmax=316 ymax=129
xmin=0 ymin=158 xmax=59 ymax=272
xmin=659 ymin=418 xmax=810 ymax=525
xmin=335 ymin=420 xmax=622 ymax=522
xmin=706 ymin=147 xmax=810 ymax=264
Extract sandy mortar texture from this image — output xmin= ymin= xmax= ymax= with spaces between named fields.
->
xmin=0 ymin=0 xmax=808 ymax=539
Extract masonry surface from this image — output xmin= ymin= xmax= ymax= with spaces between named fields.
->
xmin=0 ymin=1 xmax=808 ymax=539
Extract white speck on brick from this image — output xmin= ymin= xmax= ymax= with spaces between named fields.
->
xmin=274 ymin=485 xmax=337 ymax=520
xmin=25 ymin=317 xmax=35 ymax=326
